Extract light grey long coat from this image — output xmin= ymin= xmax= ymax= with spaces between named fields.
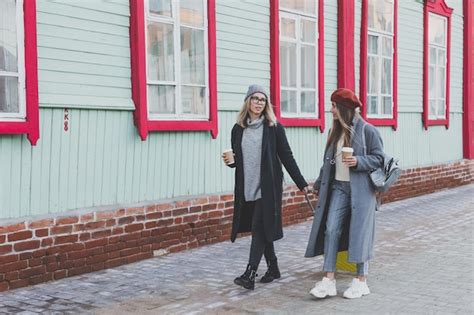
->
xmin=304 ymin=116 xmax=384 ymax=263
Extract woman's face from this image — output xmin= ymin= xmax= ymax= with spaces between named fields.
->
xmin=330 ymin=102 xmax=340 ymax=120
xmin=248 ymin=92 xmax=267 ymax=117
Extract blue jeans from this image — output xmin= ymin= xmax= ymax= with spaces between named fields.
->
xmin=323 ymin=181 xmax=369 ymax=276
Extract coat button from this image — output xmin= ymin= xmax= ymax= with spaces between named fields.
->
xmin=322 ymin=182 xmax=326 ymax=185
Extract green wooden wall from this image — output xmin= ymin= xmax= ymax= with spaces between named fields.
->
xmin=0 ymin=0 xmax=466 ymax=219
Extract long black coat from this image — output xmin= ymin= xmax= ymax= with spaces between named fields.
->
xmin=229 ymin=122 xmax=308 ymax=242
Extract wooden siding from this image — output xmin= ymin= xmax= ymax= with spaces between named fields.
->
xmin=36 ymin=0 xmax=134 ymax=110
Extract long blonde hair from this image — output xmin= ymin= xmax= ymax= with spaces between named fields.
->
xmin=326 ymin=103 xmax=361 ymax=151
xmin=236 ymin=97 xmax=277 ymax=128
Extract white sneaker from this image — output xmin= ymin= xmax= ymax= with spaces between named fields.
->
xmin=309 ymin=277 xmax=337 ymax=298
xmin=343 ymin=278 xmax=370 ymax=299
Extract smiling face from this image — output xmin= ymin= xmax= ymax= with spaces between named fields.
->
xmin=248 ymin=92 xmax=267 ymax=117
xmin=330 ymin=102 xmax=340 ymax=120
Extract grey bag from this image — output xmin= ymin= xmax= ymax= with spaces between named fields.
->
xmin=361 ymin=124 xmax=402 ymax=193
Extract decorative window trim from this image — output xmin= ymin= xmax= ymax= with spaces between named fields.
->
xmin=463 ymin=0 xmax=474 ymax=159
xmin=130 ymin=0 xmax=218 ymax=140
xmin=270 ymin=0 xmax=325 ymax=130
xmin=0 ymin=0 xmax=39 ymax=145
xmin=359 ymin=0 xmax=398 ymax=130
xmin=423 ymin=0 xmax=452 ymax=130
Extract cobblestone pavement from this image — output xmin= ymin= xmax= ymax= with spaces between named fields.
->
xmin=1 ymin=184 xmax=473 ymax=315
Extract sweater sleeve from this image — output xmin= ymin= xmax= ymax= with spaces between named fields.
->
xmin=276 ymin=123 xmax=308 ymax=190
xmin=354 ymin=125 xmax=384 ymax=172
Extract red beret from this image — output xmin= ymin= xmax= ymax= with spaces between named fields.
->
xmin=330 ymin=88 xmax=362 ymax=110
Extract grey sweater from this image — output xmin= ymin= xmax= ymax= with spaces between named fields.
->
xmin=241 ymin=116 xmax=264 ymax=201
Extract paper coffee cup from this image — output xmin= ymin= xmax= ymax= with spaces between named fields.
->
xmin=223 ymin=149 xmax=234 ymax=164
xmin=341 ymin=147 xmax=354 ymax=159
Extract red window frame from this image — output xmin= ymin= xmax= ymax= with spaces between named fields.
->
xmin=129 ymin=0 xmax=218 ymax=140
xmin=423 ymin=0 xmax=452 ymax=130
xmin=270 ymin=0 xmax=325 ymax=131
xmin=359 ymin=0 xmax=398 ymax=130
xmin=0 ymin=0 xmax=39 ymax=145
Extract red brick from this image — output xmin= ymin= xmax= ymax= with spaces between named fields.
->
xmin=172 ymin=207 xmax=188 ymax=216
xmin=56 ymin=216 xmax=79 ymax=225
xmin=0 ymin=254 xmax=19 ymax=265
xmin=5 ymin=271 xmax=18 ymax=281
xmin=0 ymin=222 xmax=26 ymax=234
xmin=55 ymin=234 xmax=78 ymax=245
xmin=84 ymin=221 xmax=106 ymax=230
xmin=80 ymin=232 xmax=91 ymax=241
xmin=19 ymin=266 xmax=46 ymax=279
xmin=51 ymin=225 xmax=73 ymax=235
xmin=112 ymin=227 xmax=124 ymax=235
xmin=29 ymin=258 xmax=43 ymax=267
xmin=183 ymin=215 xmax=199 ymax=223
xmin=0 ymin=260 xmax=28 ymax=273
xmin=189 ymin=206 xmax=202 ymax=213
xmin=156 ymin=203 xmax=173 ymax=211
xmin=9 ymin=278 xmax=28 ymax=290
xmin=35 ymin=228 xmax=49 ymax=237
xmin=42 ymin=238 xmax=53 ymax=247
xmin=146 ymin=212 xmax=162 ymax=220
xmin=203 ymin=203 xmax=218 ymax=211
xmin=14 ymin=240 xmax=40 ymax=252
xmin=7 ymin=230 xmax=33 ymax=242
xmin=73 ymin=259 xmax=86 ymax=268
xmin=86 ymin=253 xmax=108 ymax=265
xmin=145 ymin=205 xmax=156 ymax=213
xmin=54 ymin=270 xmax=67 ymax=280
xmin=96 ymin=211 xmax=115 ymax=220
xmin=0 ymin=234 xmax=5 ymax=244
xmin=91 ymin=262 xmax=105 ymax=272
xmin=125 ymin=207 xmax=145 ymax=215
xmin=85 ymin=238 xmax=108 ymax=249
xmin=115 ymin=208 xmax=126 ymax=217
xmin=124 ymin=223 xmax=144 ymax=233
xmin=145 ymin=221 xmax=157 ymax=229
xmin=92 ymin=230 xmax=111 ymax=239
xmin=105 ymin=257 xmax=128 ymax=268
xmin=0 ymin=282 xmax=9 ymax=292
xmin=0 ymin=244 xmax=12 ymax=255
xmin=105 ymin=219 xmax=116 ymax=227
xmin=220 ymin=194 xmax=233 ymax=201
xmin=118 ymin=216 xmax=134 ymax=225
xmin=80 ymin=214 xmax=94 ymax=222
xmin=68 ymin=266 xmax=92 ymax=277
xmin=120 ymin=247 xmax=140 ymax=257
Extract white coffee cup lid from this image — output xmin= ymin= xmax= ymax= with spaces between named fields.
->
xmin=341 ymin=147 xmax=354 ymax=152
xmin=223 ymin=149 xmax=233 ymax=153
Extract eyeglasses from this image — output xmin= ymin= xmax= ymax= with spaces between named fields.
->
xmin=250 ymin=96 xmax=267 ymax=104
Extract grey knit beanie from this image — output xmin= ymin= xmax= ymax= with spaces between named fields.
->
xmin=244 ymin=84 xmax=268 ymax=101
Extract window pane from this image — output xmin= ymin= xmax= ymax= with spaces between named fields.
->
xmin=0 ymin=76 xmax=19 ymax=113
xmin=429 ymin=66 xmax=435 ymax=96
xmin=281 ymin=90 xmax=297 ymax=114
xmin=368 ymin=96 xmax=378 ymax=115
xmin=281 ymin=18 xmax=296 ymax=39
xmin=429 ymin=14 xmax=446 ymax=46
xmin=180 ymin=27 xmax=205 ymax=85
xmin=382 ymin=96 xmax=392 ymax=115
xmin=180 ymin=0 xmax=204 ymax=27
xmin=429 ymin=100 xmax=436 ymax=116
xmin=0 ymin=0 xmax=18 ymax=72
xmin=438 ymin=49 xmax=446 ymax=66
xmin=382 ymin=58 xmax=391 ymax=94
xmin=301 ymin=20 xmax=316 ymax=43
xmin=301 ymin=91 xmax=316 ymax=114
xmin=437 ymin=99 xmax=445 ymax=117
xmin=438 ymin=67 xmax=445 ymax=98
xmin=147 ymin=22 xmax=174 ymax=81
xmin=149 ymin=0 xmax=172 ymax=17
xmin=280 ymin=42 xmax=297 ymax=87
xmin=368 ymin=35 xmax=378 ymax=54
xmin=301 ymin=45 xmax=315 ymax=88
xmin=280 ymin=0 xmax=316 ymax=15
xmin=148 ymin=85 xmax=175 ymax=114
xmin=368 ymin=0 xmax=393 ymax=32
xmin=429 ymin=47 xmax=437 ymax=65
xmin=182 ymin=86 xmax=205 ymax=115
xmin=382 ymin=37 xmax=392 ymax=57
xmin=368 ymin=56 xmax=379 ymax=94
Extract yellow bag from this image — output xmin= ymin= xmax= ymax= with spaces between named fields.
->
xmin=336 ymin=251 xmax=356 ymax=272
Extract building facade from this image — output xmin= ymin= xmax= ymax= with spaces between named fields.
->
xmin=0 ymin=0 xmax=472 ymax=291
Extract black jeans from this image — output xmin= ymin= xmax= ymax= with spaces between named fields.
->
xmin=247 ymin=199 xmax=276 ymax=269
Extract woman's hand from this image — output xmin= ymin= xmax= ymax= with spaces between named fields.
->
xmin=222 ymin=153 xmax=235 ymax=165
xmin=343 ymin=156 xmax=358 ymax=167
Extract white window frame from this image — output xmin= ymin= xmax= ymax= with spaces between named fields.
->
xmin=428 ymin=13 xmax=447 ymax=120
xmin=366 ymin=0 xmax=394 ymax=119
xmin=144 ymin=0 xmax=209 ymax=121
xmin=0 ymin=0 xmax=26 ymax=121
xmin=279 ymin=3 xmax=318 ymax=118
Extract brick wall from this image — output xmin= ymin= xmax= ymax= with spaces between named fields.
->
xmin=0 ymin=159 xmax=472 ymax=292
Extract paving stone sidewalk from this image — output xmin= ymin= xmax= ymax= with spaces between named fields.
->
xmin=1 ymin=184 xmax=473 ymax=315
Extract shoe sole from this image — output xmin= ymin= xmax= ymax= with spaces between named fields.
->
xmin=309 ymin=291 xmax=337 ymax=299
xmin=343 ymin=292 xmax=370 ymax=299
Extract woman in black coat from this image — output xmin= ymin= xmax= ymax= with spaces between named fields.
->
xmin=223 ymin=84 xmax=309 ymax=290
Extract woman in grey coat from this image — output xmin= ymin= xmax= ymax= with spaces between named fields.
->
xmin=305 ymin=88 xmax=384 ymax=299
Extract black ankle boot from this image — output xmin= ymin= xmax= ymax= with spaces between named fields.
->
xmin=260 ymin=258 xmax=281 ymax=283
xmin=234 ymin=264 xmax=258 ymax=290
